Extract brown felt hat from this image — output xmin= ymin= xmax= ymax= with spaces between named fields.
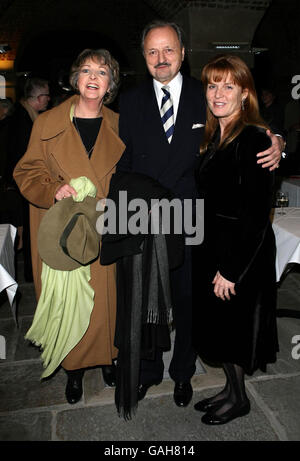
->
xmin=38 ymin=196 xmax=102 ymax=271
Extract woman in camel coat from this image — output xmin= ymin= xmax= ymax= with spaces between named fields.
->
xmin=13 ymin=49 xmax=125 ymax=404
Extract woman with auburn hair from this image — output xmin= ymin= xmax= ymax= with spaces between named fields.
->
xmin=192 ymin=55 xmax=278 ymax=425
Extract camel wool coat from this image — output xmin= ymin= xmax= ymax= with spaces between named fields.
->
xmin=13 ymin=94 xmax=125 ymax=370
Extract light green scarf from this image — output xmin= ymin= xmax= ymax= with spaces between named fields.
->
xmin=25 ymin=177 xmax=97 ymax=378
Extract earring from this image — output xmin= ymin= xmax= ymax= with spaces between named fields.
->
xmin=241 ymin=99 xmax=245 ymax=111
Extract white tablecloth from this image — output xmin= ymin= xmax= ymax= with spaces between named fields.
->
xmin=281 ymin=177 xmax=300 ymax=207
xmin=0 ymin=224 xmax=17 ymax=320
xmin=272 ymin=207 xmax=300 ymax=281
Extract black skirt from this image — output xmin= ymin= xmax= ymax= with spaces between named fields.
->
xmin=192 ymin=217 xmax=278 ymax=376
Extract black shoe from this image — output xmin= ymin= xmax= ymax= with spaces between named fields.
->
xmin=102 ymin=363 xmax=117 ymax=387
xmin=174 ymin=381 xmax=193 ymax=407
xmin=65 ymin=370 xmax=84 ymax=404
xmin=201 ymin=400 xmax=251 ymax=425
xmin=194 ymin=398 xmax=226 ymax=413
xmin=138 ymin=381 xmax=161 ymax=401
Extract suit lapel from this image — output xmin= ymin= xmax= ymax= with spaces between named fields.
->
xmin=142 ymin=80 xmax=170 ymax=147
xmin=170 ymin=76 xmax=191 ymax=149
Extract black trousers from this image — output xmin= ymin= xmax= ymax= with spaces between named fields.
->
xmin=139 ymin=244 xmax=197 ymax=385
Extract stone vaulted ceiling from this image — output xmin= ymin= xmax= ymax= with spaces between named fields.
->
xmin=0 ymin=0 xmax=273 ymax=101
xmin=145 ymin=0 xmax=270 ymax=18
xmin=0 ymin=0 xmax=271 ymax=64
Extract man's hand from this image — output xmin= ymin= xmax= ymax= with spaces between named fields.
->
xmin=256 ymin=130 xmax=284 ymax=171
xmin=212 ymin=271 xmax=236 ymax=301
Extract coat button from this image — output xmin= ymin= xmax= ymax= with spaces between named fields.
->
xmin=45 ymin=177 xmax=51 ymax=183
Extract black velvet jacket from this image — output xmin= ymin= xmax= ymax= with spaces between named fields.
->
xmin=196 ymin=125 xmax=275 ymax=284
xmin=193 ymin=125 xmax=278 ymax=373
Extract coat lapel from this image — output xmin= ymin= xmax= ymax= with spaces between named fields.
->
xmin=90 ymin=114 xmax=125 ymax=183
xmin=170 ymin=76 xmax=191 ymax=149
xmin=40 ymin=96 xmax=125 ymax=197
xmin=197 ymin=127 xmax=220 ymax=175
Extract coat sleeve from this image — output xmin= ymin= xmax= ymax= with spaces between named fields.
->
xmin=218 ymin=129 xmax=274 ymax=283
xmin=13 ymin=115 xmax=63 ymax=209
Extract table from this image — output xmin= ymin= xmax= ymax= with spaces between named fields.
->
xmin=281 ymin=177 xmax=300 ymax=207
xmin=0 ymin=224 xmax=18 ymax=321
xmin=272 ymin=207 xmax=300 ymax=282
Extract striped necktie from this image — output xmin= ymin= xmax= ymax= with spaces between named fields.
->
xmin=160 ymin=86 xmax=174 ymax=143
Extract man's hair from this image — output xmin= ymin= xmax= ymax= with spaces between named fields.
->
xmin=0 ymin=98 xmax=14 ymax=116
xmin=141 ymin=20 xmax=185 ymax=53
xmin=24 ymin=78 xmax=49 ymax=100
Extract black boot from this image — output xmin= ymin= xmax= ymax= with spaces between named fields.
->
xmin=65 ymin=369 xmax=84 ymax=404
xmin=102 ymin=362 xmax=116 ymax=387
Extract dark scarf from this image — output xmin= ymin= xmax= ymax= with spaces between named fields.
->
xmin=100 ymin=171 xmax=184 ymax=419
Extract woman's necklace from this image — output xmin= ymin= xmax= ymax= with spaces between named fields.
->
xmin=73 ymin=115 xmax=95 ymax=157
xmin=73 ymin=106 xmax=101 ymax=157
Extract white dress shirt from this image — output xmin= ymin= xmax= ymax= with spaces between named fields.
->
xmin=153 ymin=72 xmax=183 ymax=124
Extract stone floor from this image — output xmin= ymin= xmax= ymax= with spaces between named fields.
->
xmin=0 ymin=253 xmax=300 ymax=442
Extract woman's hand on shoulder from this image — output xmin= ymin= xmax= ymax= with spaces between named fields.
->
xmin=55 ymin=184 xmax=77 ymax=201
xmin=212 ymin=271 xmax=236 ymax=301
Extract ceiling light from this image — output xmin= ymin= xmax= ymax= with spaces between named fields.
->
xmin=211 ymin=42 xmax=249 ymax=50
xmin=0 ymin=44 xmax=10 ymax=54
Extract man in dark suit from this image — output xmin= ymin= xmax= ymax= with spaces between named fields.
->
xmin=117 ymin=20 xmax=283 ymax=408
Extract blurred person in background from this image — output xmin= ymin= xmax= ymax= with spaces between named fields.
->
xmin=5 ymin=78 xmax=50 ymax=280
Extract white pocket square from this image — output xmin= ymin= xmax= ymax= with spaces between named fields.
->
xmin=192 ymin=123 xmax=205 ymax=129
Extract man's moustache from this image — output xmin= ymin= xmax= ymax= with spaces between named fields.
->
xmin=154 ymin=62 xmax=170 ymax=69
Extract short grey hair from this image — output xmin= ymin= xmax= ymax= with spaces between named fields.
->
xmin=69 ymin=49 xmax=120 ymax=105
xmin=141 ymin=20 xmax=185 ymax=54
xmin=24 ymin=78 xmax=49 ymax=100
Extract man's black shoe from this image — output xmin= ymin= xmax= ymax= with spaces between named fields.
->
xmin=138 ymin=381 xmax=161 ymax=401
xmin=65 ymin=370 xmax=84 ymax=404
xmin=174 ymin=381 xmax=193 ymax=407
xmin=102 ymin=363 xmax=117 ymax=387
